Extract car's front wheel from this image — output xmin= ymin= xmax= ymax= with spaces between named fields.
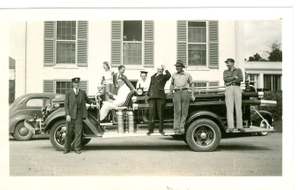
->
xmin=186 ymin=119 xmax=221 ymax=152
xmin=14 ymin=121 xmax=34 ymax=141
xmin=257 ymin=119 xmax=270 ymax=136
xmin=50 ymin=120 xmax=91 ymax=151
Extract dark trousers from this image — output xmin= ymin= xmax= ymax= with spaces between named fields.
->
xmin=148 ymin=98 xmax=165 ymax=132
xmin=65 ymin=114 xmax=83 ymax=151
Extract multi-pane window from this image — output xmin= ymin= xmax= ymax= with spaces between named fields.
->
xmin=44 ymin=21 xmax=88 ymax=67
xmin=56 ymin=81 xmax=73 ymax=94
xmin=249 ymin=74 xmax=259 ymax=88
xmin=264 ymin=74 xmax=281 ymax=91
xmin=56 ymin=21 xmax=76 ymax=64
xmin=188 ymin=22 xmax=207 ymax=66
xmin=194 ymin=82 xmax=207 ymax=94
xmin=43 ymin=80 xmax=88 ymax=94
xmin=194 ymin=81 xmax=219 ymax=94
xmin=177 ymin=20 xmax=218 ymax=68
xmin=111 ymin=20 xmax=154 ymax=67
xmin=123 ymin=21 xmax=142 ymax=65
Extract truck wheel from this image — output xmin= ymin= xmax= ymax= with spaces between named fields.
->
xmin=14 ymin=121 xmax=34 ymax=141
xmin=186 ymin=119 xmax=221 ymax=152
xmin=50 ymin=120 xmax=91 ymax=151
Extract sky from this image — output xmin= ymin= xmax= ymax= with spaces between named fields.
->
xmin=244 ymin=19 xmax=282 ymax=60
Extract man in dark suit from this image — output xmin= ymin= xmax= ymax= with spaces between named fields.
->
xmin=146 ymin=64 xmax=171 ymax=135
xmin=113 ymin=65 xmax=135 ymax=92
xmin=64 ymin=77 xmax=98 ymax=154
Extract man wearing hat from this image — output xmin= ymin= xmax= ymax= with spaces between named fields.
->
xmin=64 ymin=77 xmax=99 ymax=154
xmin=169 ymin=60 xmax=195 ymax=135
xmin=136 ymin=71 xmax=150 ymax=121
xmin=136 ymin=71 xmax=150 ymax=94
xmin=223 ymin=58 xmax=244 ymax=133
xmin=146 ymin=64 xmax=171 ymax=135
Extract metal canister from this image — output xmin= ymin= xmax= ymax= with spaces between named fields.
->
xmin=116 ymin=110 xmax=124 ymax=133
xmin=127 ymin=110 xmax=134 ymax=133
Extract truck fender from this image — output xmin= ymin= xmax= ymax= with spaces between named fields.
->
xmin=44 ymin=108 xmax=66 ymax=132
xmin=186 ymin=111 xmax=225 ymax=131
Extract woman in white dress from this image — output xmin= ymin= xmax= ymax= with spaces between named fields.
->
xmin=100 ymin=61 xmax=116 ymax=101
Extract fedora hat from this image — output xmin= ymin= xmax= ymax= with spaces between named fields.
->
xmin=174 ymin=60 xmax=186 ymax=68
xmin=224 ymin=58 xmax=235 ymax=63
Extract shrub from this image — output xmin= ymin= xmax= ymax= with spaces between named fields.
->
xmin=258 ymin=90 xmax=282 ymax=120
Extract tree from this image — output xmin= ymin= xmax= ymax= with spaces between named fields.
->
xmin=267 ymin=41 xmax=282 ymax=61
xmin=248 ymin=53 xmax=266 ymax=61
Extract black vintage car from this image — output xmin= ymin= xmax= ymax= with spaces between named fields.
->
xmin=24 ymin=84 xmax=276 ymax=152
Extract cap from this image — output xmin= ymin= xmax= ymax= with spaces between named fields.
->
xmin=225 ymin=58 xmax=235 ymax=63
xmin=174 ymin=60 xmax=186 ymax=68
xmin=71 ymin=77 xmax=80 ymax=83
xmin=140 ymin=71 xmax=148 ymax=74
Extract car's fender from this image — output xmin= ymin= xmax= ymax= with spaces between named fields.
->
xmin=44 ymin=108 xmax=66 ymax=132
xmin=186 ymin=110 xmax=225 ymax=131
xmin=9 ymin=114 xmax=33 ymax=133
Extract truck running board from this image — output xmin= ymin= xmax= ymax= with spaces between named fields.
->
xmin=226 ymin=126 xmax=275 ymax=133
xmin=83 ymin=126 xmax=275 ymax=138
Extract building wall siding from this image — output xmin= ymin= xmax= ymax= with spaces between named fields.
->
xmin=11 ymin=20 xmax=243 ymax=97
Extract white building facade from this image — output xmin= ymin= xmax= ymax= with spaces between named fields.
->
xmin=245 ymin=61 xmax=282 ymax=91
xmin=9 ymin=20 xmax=245 ymax=98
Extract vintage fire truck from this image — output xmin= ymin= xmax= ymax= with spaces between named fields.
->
xmin=24 ymin=82 xmax=277 ymax=152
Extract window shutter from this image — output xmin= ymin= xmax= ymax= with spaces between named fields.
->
xmin=144 ymin=20 xmax=154 ymax=68
xmin=177 ymin=20 xmax=187 ymax=65
xmin=44 ymin=21 xmax=55 ymax=67
xmin=44 ymin=80 xmax=54 ymax=93
xmin=77 ymin=21 xmax=88 ymax=67
xmin=208 ymin=21 xmax=219 ymax=69
xmin=111 ymin=21 xmax=122 ymax=67
xmin=79 ymin=80 xmax=88 ymax=92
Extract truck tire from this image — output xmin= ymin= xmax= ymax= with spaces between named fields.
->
xmin=50 ymin=120 xmax=91 ymax=151
xmin=14 ymin=121 xmax=34 ymax=141
xmin=186 ymin=119 xmax=221 ymax=152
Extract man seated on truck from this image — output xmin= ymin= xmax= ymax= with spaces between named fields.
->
xmin=99 ymin=77 xmax=131 ymax=122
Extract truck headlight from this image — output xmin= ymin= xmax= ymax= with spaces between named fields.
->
xmin=258 ymin=91 xmax=264 ymax=99
xmin=136 ymin=88 xmax=143 ymax=96
xmin=132 ymin=96 xmax=137 ymax=103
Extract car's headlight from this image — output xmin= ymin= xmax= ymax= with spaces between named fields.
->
xmin=53 ymin=103 xmax=60 ymax=108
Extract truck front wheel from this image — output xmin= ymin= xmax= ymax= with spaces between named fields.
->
xmin=50 ymin=120 xmax=91 ymax=151
xmin=186 ymin=119 xmax=221 ymax=152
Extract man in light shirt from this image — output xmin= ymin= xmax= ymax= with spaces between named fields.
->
xmin=99 ymin=77 xmax=131 ymax=121
xmin=223 ymin=58 xmax=244 ymax=133
xmin=169 ymin=60 xmax=195 ymax=135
